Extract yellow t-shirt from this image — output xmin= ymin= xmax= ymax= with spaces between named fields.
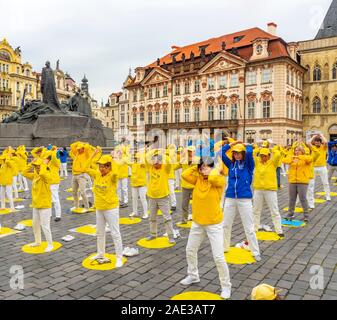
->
xmin=130 ymin=163 xmax=147 ymax=187
xmin=146 ymin=164 xmax=171 ymax=199
xmin=312 ymin=145 xmax=328 ymax=167
xmin=0 ymin=158 xmax=16 ymax=186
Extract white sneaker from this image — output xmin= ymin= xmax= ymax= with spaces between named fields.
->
xmin=188 ymin=214 xmax=192 ymax=221
xmin=30 ymin=243 xmax=41 ymax=248
xmin=90 ymin=253 xmax=104 ymax=261
xmin=235 ymin=241 xmax=250 ymax=251
xmin=45 ymin=245 xmax=54 ymax=253
xmin=221 ymin=287 xmax=231 ymax=300
xmin=254 ymin=255 xmax=262 ymax=262
xmin=129 ymin=212 xmax=138 ymax=217
xmin=142 ymin=214 xmax=149 ymax=219
xmin=115 ymin=258 xmax=124 ymax=268
xmin=180 ymin=276 xmax=200 ymax=286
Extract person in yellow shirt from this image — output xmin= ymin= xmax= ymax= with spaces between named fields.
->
xmin=308 ymin=134 xmax=331 ymax=201
xmin=85 ymin=153 xmax=124 ymax=267
xmin=253 ymin=148 xmax=284 ymax=237
xmin=145 ymin=149 xmax=175 ymax=244
xmin=113 ymin=148 xmax=129 ymax=208
xmin=128 ymin=151 xmax=148 ymax=219
xmin=16 ymin=145 xmax=29 ymax=191
xmin=44 ymin=150 xmax=62 ymax=222
xmin=70 ymin=141 xmax=98 ymax=210
xmin=0 ymin=154 xmax=16 ymax=212
xmin=180 ymin=157 xmax=231 ymax=300
xmin=282 ymin=145 xmax=313 ymax=222
xmin=166 ymin=144 xmax=177 ymax=211
xmin=23 ymin=158 xmax=54 ymax=252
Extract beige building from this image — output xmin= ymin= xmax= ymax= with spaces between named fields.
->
xmin=298 ymin=0 xmax=337 ymax=141
xmin=0 ymin=38 xmax=38 ymax=120
xmin=125 ymin=24 xmax=305 ymax=146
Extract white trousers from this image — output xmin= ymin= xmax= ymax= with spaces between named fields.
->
xmin=60 ymin=163 xmax=68 ymax=177
xmin=50 ymin=184 xmax=61 ymax=218
xmin=117 ymin=178 xmax=128 ymax=204
xmin=307 ymin=179 xmax=315 ymax=209
xmin=131 ymin=186 xmax=148 ymax=215
xmin=186 ymin=222 xmax=231 ymax=290
xmin=0 ymin=185 xmax=14 ymax=210
xmin=314 ymin=166 xmax=331 ymax=200
xmin=18 ymin=173 xmax=28 ymax=190
xmin=175 ymin=169 xmax=182 ymax=189
xmin=220 ymin=176 xmax=229 ymax=209
xmin=223 ymin=198 xmax=260 ymax=257
xmin=96 ymin=208 xmax=123 ymax=259
xmin=12 ymin=176 xmax=19 ymax=199
xmin=32 ymin=208 xmax=52 ymax=245
xmin=168 ymin=179 xmax=177 ymax=207
xmin=253 ymin=190 xmax=283 ymax=234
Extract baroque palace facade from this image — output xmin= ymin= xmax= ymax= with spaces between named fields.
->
xmin=125 ymin=23 xmax=305 ymax=146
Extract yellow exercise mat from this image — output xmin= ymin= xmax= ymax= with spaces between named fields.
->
xmin=314 ymin=198 xmax=326 ymax=204
xmin=283 ymin=207 xmax=303 ymax=213
xmin=0 ymin=227 xmax=19 ymax=238
xmin=175 ymin=190 xmax=182 ymax=193
xmin=0 ymin=208 xmax=12 ymax=215
xmin=18 ymin=220 xmax=33 ymax=227
xmin=18 ymin=190 xmax=25 ymax=193
xmin=74 ymin=225 xmax=97 ymax=235
xmin=82 ymin=253 xmax=127 ymax=271
xmin=22 ymin=242 xmax=62 ymax=254
xmin=316 ymin=192 xmax=337 ymax=196
xmin=66 ymin=196 xmax=83 ymax=201
xmin=65 ymin=188 xmax=73 ymax=193
xmin=157 ymin=209 xmax=173 ymax=216
xmin=137 ymin=237 xmax=176 ymax=249
xmin=176 ymin=221 xmax=193 ymax=229
xmin=256 ymin=231 xmax=282 ymax=241
xmin=171 ymin=291 xmax=222 ymax=300
xmin=6 ymin=198 xmax=24 ymax=203
xmin=119 ymin=217 xmax=142 ymax=225
xmin=71 ymin=207 xmax=94 ymax=214
xmin=224 ymin=247 xmax=256 ymax=265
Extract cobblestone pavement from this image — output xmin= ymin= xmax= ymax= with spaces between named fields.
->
xmin=0 ymin=174 xmax=337 ymax=300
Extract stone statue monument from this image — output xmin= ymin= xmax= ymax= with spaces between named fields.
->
xmin=41 ymin=61 xmax=61 ymax=111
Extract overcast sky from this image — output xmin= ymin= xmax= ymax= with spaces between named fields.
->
xmin=0 ymin=0 xmax=333 ymax=102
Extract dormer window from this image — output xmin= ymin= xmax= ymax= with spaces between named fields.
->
xmin=256 ymin=45 xmax=263 ymax=55
xmin=233 ymin=35 xmax=244 ymax=43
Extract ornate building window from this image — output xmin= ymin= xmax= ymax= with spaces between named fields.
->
xmin=313 ymin=65 xmax=322 ymax=81
xmin=184 ymin=108 xmax=190 ymax=122
xmin=219 ymin=105 xmax=226 ymax=120
xmin=231 ymin=104 xmax=238 ymax=119
xmin=184 ymin=82 xmax=190 ymax=94
xmin=332 ymin=96 xmax=337 ymax=113
xmin=133 ymin=114 xmax=137 ymax=126
xmin=148 ymin=111 xmax=153 ymax=124
xmin=163 ymin=110 xmax=167 ymax=123
xmin=219 ymin=76 xmax=226 ymax=89
xmin=163 ymin=84 xmax=168 ymax=97
xmin=256 ymin=45 xmax=263 ymax=55
xmin=194 ymin=107 xmax=200 ymax=122
xmin=208 ymin=105 xmax=214 ymax=121
xmin=194 ymin=80 xmax=200 ymax=93
xmin=263 ymin=100 xmax=271 ymax=118
xmin=155 ymin=111 xmax=160 ymax=124
xmin=148 ymin=88 xmax=153 ymax=99
xmin=246 ymin=71 xmax=256 ymax=85
xmin=247 ymin=101 xmax=255 ymax=119
xmin=332 ymin=63 xmax=337 ymax=80
xmin=140 ymin=89 xmax=144 ymax=101
xmin=140 ymin=112 xmax=144 ymax=122
xmin=230 ymin=74 xmax=238 ymax=87
xmin=175 ymin=83 xmax=180 ymax=96
xmin=290 ymin=101 xmax=294 ymax=119
xmin=286 ymin=101 xmax=290 ymax=118
xmin=286 ymin=69 xmax=290 ymax=84
xmin=313 ymin=97 xmax=321 ymax=113
xmin=155 ymin=87 xmax=160 ymax=98
xmin=207 ymin=78 xmax=215 ymax=90
xmin=261 ymin=68 xmax=272 ymax=83
xmin=174 ymin=108 xmax=180 ymax=123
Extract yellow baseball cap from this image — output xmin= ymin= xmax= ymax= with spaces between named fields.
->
xmin=251 ymin=284 xmax=280 ymax=300
xmin=97 ymin=155 xmax=113 ymax=165
xmin=232 ymin=144 xmax=246 ymax=153
xmin=259 ymin=148 xmax=271 ymax=156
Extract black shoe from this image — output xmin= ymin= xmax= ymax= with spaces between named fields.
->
xmin=304 ymin=217 xmax=309 ymax=223
xmin=278 ymin=233 xmax=285 ymax=239
xmin=286 ymin=214 xmax=295 ymax=221
xmin=171 ymin=207 xmax=176 ymax=211
xmin=55 ymin=218 xmax=61 ymax=222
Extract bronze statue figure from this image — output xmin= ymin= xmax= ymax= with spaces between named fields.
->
xmin=41 ymin=61 xmax=61 ymax=111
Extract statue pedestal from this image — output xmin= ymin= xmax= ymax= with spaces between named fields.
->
xmin=0 ymin=114 xmax=113 ymax=147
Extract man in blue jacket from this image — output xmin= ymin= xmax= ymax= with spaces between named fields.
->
xmin=328 ymin=141 xmax=337 ymax=180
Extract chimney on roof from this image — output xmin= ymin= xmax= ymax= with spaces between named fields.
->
xmin=267 ymin=22 xmax=277 ymax=36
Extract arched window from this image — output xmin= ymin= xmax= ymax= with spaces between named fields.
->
xmin=313 ymin=65 xmax=321 ymax=81
xmin=332 ymin=63 xmax=337 ymax=80
xmin=313 ymin=97 xmax=321 ymax=113
xmin=332 ymin=96 xmax=337 ymax=113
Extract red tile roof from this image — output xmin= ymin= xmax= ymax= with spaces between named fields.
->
xmin=147 ymin=27 xmax=289 ymax=68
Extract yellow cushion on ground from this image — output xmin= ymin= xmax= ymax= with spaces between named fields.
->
xmin=22 ymin=242 xmax=62 ymax=254
xmin=75 ymin=225 xmax=97 ymax=235
xmin=156 ymin=210 xmax=173 ymax=216
xmin=316 ymin=192 xmax=337 ymax=196
xmin=65 ymin=188 xmax=73 ymax=193
xmin=6 ymin=198 xmax=24 ymax=203
xmin=175 ymin=190 xmax=182 ymax=194
xmin=19 ymin=220 xmax=33 ymax=227
xmin=283 ymin=207 xmax=304 ymax=213
xmin=0 ymin=208 xmax=12 ymax=215
xmin=0 ymin=227 xmax=19 ymax=238
xmin=119 ymin=217 xmax=142 ymax=225
xmin=256 ymin=231 xmax=282 ymax=241
xmin=137 ymin=237 xmax=176 ymax=249
xmin=71 ymin=207 xmax=89 ymax=214
xmin=224 ymin=247 xmax=256 ymax=265
xmin=176 ymin=221 xmax=193 ymax=229
xmin=82 ymin=253 xmax=127 ymax=271
xmin=66 ymin=196 xmax=83 ymax=201
xmin=171 ymin=292 xmax=222 ymax=300
xmin=314 ymin=198 xmax=326 ymax=204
